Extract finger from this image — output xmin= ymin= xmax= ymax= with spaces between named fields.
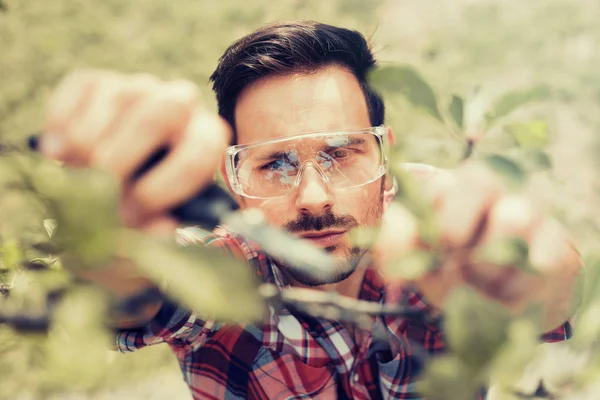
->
xmin=138 ymin=216 xmax=179 ymax=240
xmin=460 ymin=195 xmax=543 ymax=306
xmin=482 ymin=194 xmax=542 ymax=244
xmin=125 ymin=111 xmax=232 ymax=219
xmin=461 ymin=262 xmax=542 ymax=306
xmin=41 ymin=70 xmax=100 ymax=160
xmin=529 ymin=217 xmax=570 ymax=273
xmin=436 ymin=164 xmax=503 ymax=248
xmin=90 ymin=79 xmax=200 ymax=182
xmin=401 ymin=163 xmax=457 ymax=204
xmin=374 ymin=202 xmax=419 ymax=275
xmin=65 ymin=73 xmax=162 ymax=164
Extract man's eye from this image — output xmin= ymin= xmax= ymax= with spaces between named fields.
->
xmin=331 ymin=149 xmax=349 ymax=159
xmin=259 ymin=160 xmax=282 ymax=170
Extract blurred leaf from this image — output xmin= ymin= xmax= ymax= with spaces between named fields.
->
xmin=581 ymin=256 xmax=600 ymax=310
xmin=448 ymin=94 xmax=465 ymax=129
xmin=43 ymin=219 xmax=57 ymax=238
xmin=522 ymin=149 xmax=553 ymax=171
xmin=485 ymin=86 xmax=551 ymax=127
xmin=464 ymin=87 xmax=490 ymax=136
xmin=473 ymin=237 xmax=536 ymax=273
xmin=1 ymin=239 xmax=23 ymax=271
xmin=368 ymin=65 xmax=443 ymax=121
xmin=349 ymin=226 xmax=379 ymax=248
xmin=37 ymin=167 xmax=122 ymax=268
xmin=126 ymin=231 xmax=263 ymax=322
xmin=505 ymin=121 xmax=549 ymax=148
xmin=420 ymin=355 xmax=480 ymax=400
xmin=484 ymin=154 xmax=526 ymax=188
xmin=43 ymin=287 xmax=111 ymax=391
xmin=386 ymin=249 xmax=438 ymax=280
xmin=573 ymin=301 xmax=600 ymax=348
xmin=444 ymin=288 xmax=512 ymax=370
xmin=489 ymin=318 xmax=539 ymax=389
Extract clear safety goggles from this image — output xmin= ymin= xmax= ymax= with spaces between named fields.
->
xmin=224 ymin=126 xmax=390 ymax=199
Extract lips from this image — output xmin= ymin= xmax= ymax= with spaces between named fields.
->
xmin=299 ymin=231 xmax=345 ymax=248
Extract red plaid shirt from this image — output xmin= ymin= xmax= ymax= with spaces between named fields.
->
xmin=116 ymin=226 xmax=571 ymax=399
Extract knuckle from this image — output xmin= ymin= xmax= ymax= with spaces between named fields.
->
xmin=59 ymin=69 xmax=98 ymax=86
xmin=166 ymin=79 xmax=201 ymax=103
xmin=130 ymin=73 xmax=163 ymax=87
xmin=115 ymin=73 xmax=163 ymax=104
xmin=63 ymin=124 xmax=91 ymax=154
xmin=131 ymin=184 xmax=165 ymax=214
xmin=88 ymin=148 xmax=105 ymax=169
xmin=130 ymin=74 xmax=165 ymax=94
xmin=181 ymin=154 xmax=209 ymax=183
xmin=142 ymin=89 xmax=197 ymax=128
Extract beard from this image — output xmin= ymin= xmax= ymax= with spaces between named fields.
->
xmin=275 ymin=190 xmax=384 ymax=286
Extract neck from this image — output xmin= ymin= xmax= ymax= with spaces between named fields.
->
xmin=284 ymin=255 xmax=370 ymax=299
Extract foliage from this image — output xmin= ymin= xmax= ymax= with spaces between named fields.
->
xmin=2 ymin=0 xmax=600 ymax=399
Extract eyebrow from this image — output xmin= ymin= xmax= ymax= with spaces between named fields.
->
xmin=256 ymin=137 xmax=367 ymax=162
xmin=257 ymin=150 xmax=293 ymax=162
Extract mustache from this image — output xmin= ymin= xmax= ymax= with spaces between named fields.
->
xmin=283 ymin=210 xmax=358 ymax=233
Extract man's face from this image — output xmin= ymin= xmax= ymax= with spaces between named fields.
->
xmin=232 ymin=66 xmax=385 ymax=286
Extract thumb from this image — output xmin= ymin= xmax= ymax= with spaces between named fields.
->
xmin=373 ymin=202 xmax=419 ymax=281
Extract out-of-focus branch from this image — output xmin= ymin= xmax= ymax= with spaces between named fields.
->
xmin=260 ymin=283 xmax=433 ymax=329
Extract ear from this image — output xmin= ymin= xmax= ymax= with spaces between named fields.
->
xmin=219 ymin=157 xmax=244 ymax=207
xmin=382 ymin=176 xmax=397 ymax=212
xmin=382 ymin=126 xmax=398 ymax=212
xmin=386 ymin=126 xmax=396 ymax=146
xmin=383 ymin=126 xmax=397 ymax=192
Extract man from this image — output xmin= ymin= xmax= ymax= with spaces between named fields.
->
xmin=39 ymin=21 xmax=580 ymax=399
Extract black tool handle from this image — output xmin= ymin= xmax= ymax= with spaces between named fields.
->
xmin=28 ymin=135 xmax=239 ymax=228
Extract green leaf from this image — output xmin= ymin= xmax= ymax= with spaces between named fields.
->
xmin=523 ymin=149 xmax=553 ymax=170
xmin=489 ymin=318 xmax=540 ymax=389
xmin=448 ymin=94 xmax=465 ymax=129
xmin=504 ymin=121 xmax=549 ymax=148
xmin=386 ymin=249 xmax=438 ymax=280
xmin=485 ymin=86 xmax=551 ymax=127
xmin=444 ymin=288 xmax=512 ymax=370
xmin=484 ymin=154 xmax=526 ymax=188
xmin=1 ymin=240 xmax=23 ymax=271
xmin=573 ymin=301 xmax=600 ymax=348
xmin=473 ymin=237 xmax=536 ymax=273
xmin=126 ymin=231 xmax=263 ymax=323
xmin=581 ymin=256 xmax=600 ymax=311
xmin=368 ymin=65 xmax=443 ymax=121
xmin=419 ymin=355 xmax=480 ymax=400
xmin=35 ymin=167 xmax=122 ymax=268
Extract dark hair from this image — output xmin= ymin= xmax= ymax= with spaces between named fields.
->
xmin=209 ymin=20 xmax=384 ymax=142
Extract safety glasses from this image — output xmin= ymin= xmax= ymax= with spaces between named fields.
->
xmin=224 ymin=126 xmax=390 ymax=199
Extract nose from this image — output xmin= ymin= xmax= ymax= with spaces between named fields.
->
xmin=294 ymin=164 xmax=333 ymax=216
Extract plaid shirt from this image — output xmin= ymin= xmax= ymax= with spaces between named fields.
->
xmin=116 ymin=226 xmax=571 ymax=400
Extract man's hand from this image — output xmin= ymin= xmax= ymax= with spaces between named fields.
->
xmin=41 ymin=69 xmax=232 ymax=233
xmin=376 ymin=164 xmax=583 ymax=332
xmin=39 ymin=70 xmax=232 ymax=327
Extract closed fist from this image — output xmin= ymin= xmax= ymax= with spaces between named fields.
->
xmin=41 ymin=70 xmax=232 ymax=231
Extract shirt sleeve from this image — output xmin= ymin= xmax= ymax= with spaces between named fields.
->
xmin=115 ymin=298 xmax=215 ymax=353
xmin=540 ymin=319 xmax=573 ymax=342
xmin=398 ymin=287 xmax=446 ymax=355
xmin=115 ymin=226 xmax=234 ymax=353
